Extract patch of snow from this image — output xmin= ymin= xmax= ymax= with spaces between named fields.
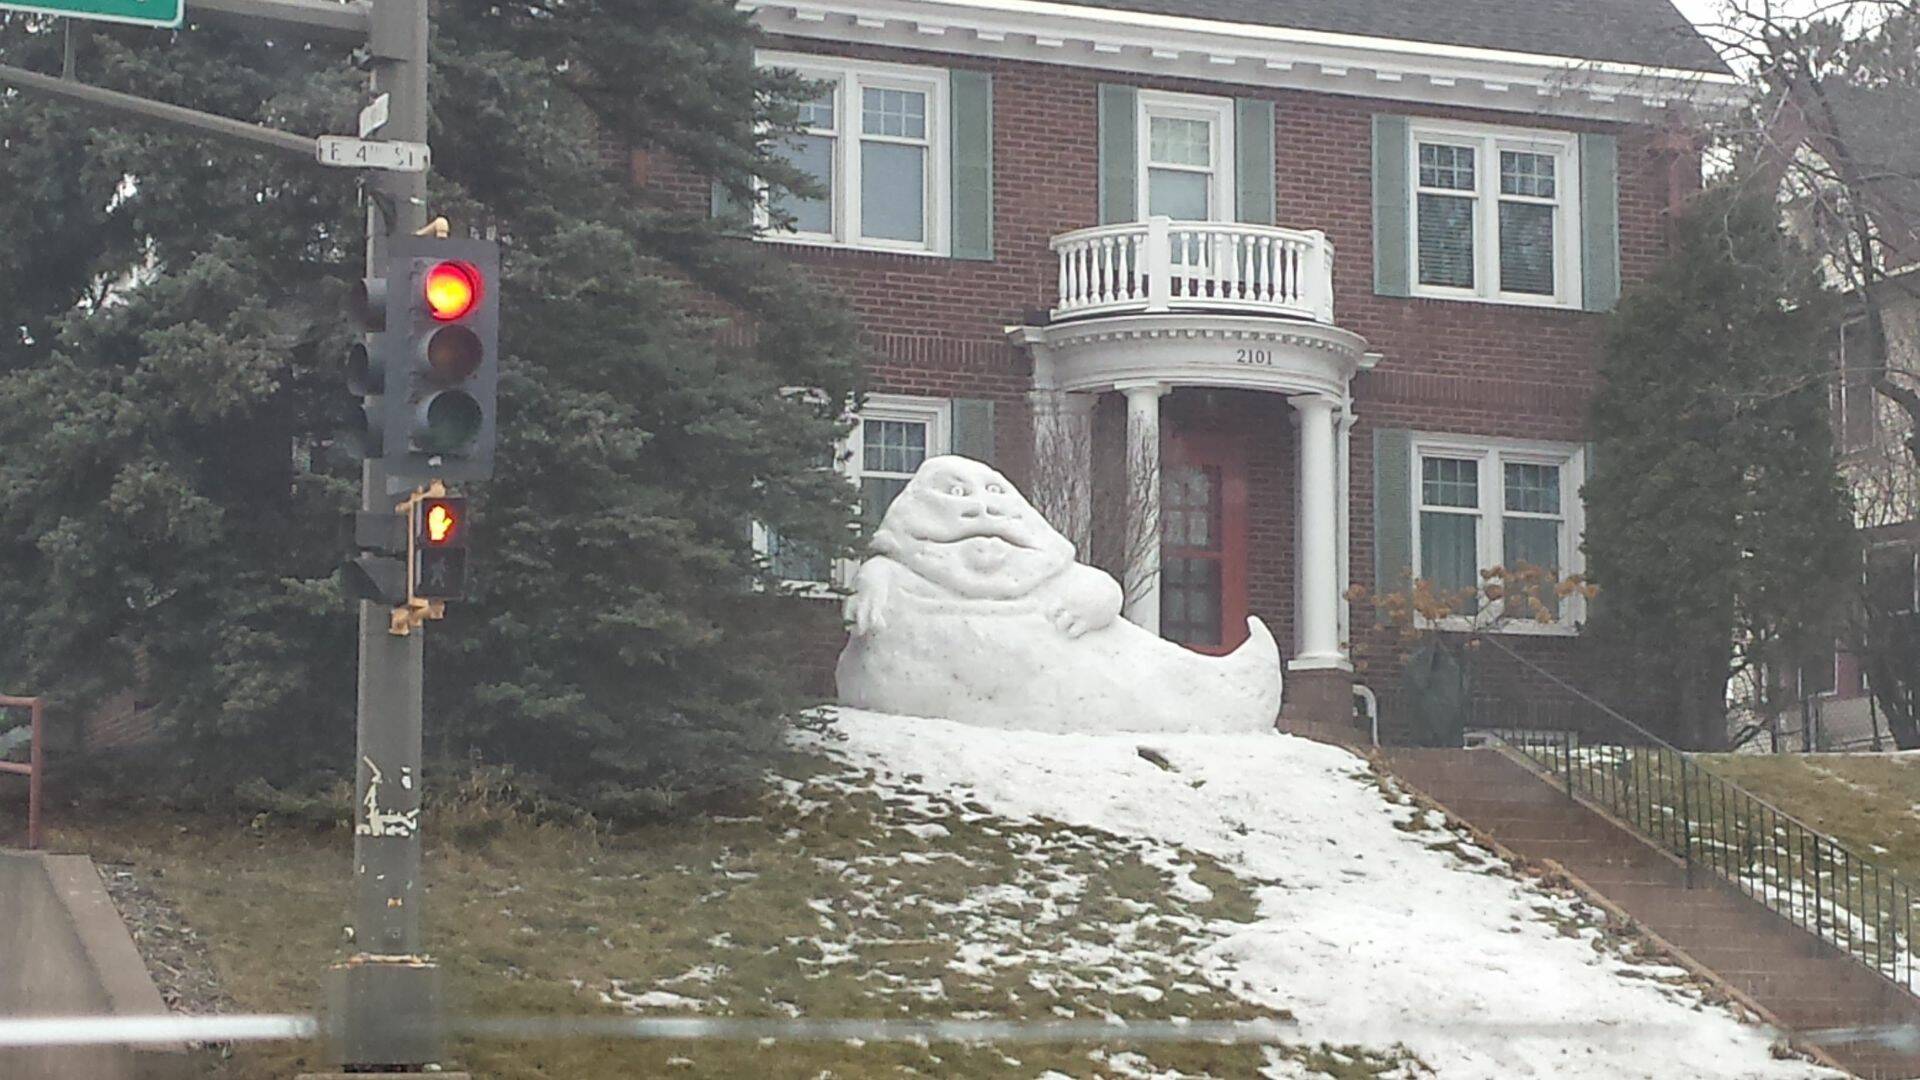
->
xmin=803 ymin=708 xmax=1839 ymax=1080
xmin=604 ymin=982 xmax=706 ymax=1012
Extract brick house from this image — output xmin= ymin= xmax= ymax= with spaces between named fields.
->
xmin=700 ymin=0 xmax=1737 ymax=737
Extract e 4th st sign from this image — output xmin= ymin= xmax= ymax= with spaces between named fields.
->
xmin=0 ymin=0 xmax=182 ymax=27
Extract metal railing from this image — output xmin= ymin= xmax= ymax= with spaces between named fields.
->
xmin=1 ymin=693 xmax=44 ymax=849
xmin=1472 ymin=634 xmax=1918 ymax=995
xmin=1050 ymin=217 xmax=1334 ymax=324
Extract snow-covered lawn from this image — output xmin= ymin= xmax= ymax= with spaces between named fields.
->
xmin=805 ymin=708 xmax=1839 ymax=1079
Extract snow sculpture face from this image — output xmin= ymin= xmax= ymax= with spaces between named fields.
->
xmin=871 ymin=456 xmax=1076 ymax=600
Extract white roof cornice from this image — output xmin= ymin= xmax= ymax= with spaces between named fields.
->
xmin=746 ymin=0 xmax=1745 ymax=122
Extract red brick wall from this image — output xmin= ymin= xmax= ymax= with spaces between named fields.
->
xmin=658 ymin=36 xmax=1689 ymax=727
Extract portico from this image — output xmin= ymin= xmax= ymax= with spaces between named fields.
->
xmin=1011 ymin=217 xmax=1377 ymax=725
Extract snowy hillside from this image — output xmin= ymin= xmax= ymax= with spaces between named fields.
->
xmin=802 ymin=708 xmax=1838 ymax=1079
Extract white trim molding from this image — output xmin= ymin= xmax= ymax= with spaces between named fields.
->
xmin=1011 ymin=314 xmax=1376 ymax=401
xmin=745 ymin=0 xmax=1743 ymax=122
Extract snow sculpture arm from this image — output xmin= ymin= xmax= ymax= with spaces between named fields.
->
xmin=1046 ymin=563 xmax=1124 ymax=639
xmin=845 ymin=556 xmax=900 ymax=637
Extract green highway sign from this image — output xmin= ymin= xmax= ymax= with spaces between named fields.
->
xmin=0 ymin=0 xmax=182 ymax=28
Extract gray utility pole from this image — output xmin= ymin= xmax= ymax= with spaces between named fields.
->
xmin=0 ymin=1 xmax=451 ymax=1072
xmin=330 ymin=0 xmax=445 ymax=1072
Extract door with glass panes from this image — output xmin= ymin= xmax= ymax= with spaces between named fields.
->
xmin=1161 ymin=434 xmax=1249 ymax=654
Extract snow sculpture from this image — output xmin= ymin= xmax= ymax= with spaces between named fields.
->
xmin=835 ymin=455 xmax=1283 ymax=734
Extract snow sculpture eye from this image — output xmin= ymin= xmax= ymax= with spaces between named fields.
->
xmin=948 ymin=484 xmax=967 ymax=496
xmin=986 ymin=484 xmax=1004 ymax=494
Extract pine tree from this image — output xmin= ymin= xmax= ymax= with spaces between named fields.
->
xmin=1583 ymin=185 xmax=1856 ymax=749
xmin=0 ymin=1 xmax=863 ymax=818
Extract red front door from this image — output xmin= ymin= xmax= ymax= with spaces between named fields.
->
xmin=1161 ymin=433 xmax=1249 ymax=654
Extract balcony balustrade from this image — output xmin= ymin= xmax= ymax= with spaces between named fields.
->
xmin=1051 ymin=217 xmax=1335 ymax=324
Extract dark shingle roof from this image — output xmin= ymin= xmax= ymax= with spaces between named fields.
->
xmin=1059 ymin=0 xmax=1731 ymax=74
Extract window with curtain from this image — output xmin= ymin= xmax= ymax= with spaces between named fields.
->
xmin=757 ymin=53 xmax=947 ymax=253
xmin=1409 ymin=123 xmax=1578 ymax=306
xmin=1416 ymin=142 xmax=1476 ymax=289
xmin=1414 ymin=441 xmax=1581 ymax=625
xmin=1419 ymin=455 xmax=1481 ymax=612
xmin=1137 ymin=91 xmax=1233 ymax=223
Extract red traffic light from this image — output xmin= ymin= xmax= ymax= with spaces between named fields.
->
xmin=420 ymin=498 xmax=463 ymax=546
xmin=423 ymin=261 xmax=481 ymax=322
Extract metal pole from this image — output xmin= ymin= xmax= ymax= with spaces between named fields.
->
xmin=28 ymin=699 xmax=41 ymax=852
xmin=1678 ymin=755 xmax=1694 ymax=888
xmin=327 ymin=0 xmax=442 ymax=1069
xmin=0 ymin=63 xmax=319 ymax=159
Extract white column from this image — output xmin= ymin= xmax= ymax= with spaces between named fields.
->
xmin=1027 ymin=389 xmax=1095 ymax=559
xmin=1119 ymin=381 xmax=1167 ymax=634
xmin=1292 ymin=394 xmax=1348 ymax=670
xmin=1336 ymin=403 xmax=1355 ymax=647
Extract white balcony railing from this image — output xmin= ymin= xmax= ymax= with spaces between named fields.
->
xmin=1051 ymin=217 xmax=1335 ymax=324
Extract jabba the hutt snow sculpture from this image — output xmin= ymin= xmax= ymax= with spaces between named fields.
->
xmin=835 ymin=455 xmax=1283 ymax=734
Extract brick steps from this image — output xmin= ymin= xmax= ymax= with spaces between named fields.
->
xmin=1382 ymin=745 xmax=1920 ymax=1080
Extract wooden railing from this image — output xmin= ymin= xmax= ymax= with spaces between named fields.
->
xmin=1 ymin=694 xmax=44 ymax=849
xmin=1051 ymin=217 xmax=1334 ymax=323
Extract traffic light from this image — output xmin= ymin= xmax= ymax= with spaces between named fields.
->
xmin=382 ymin=237 xmax=498 ymax=484
xmin=345 ymin=268 xmax=390 ymax=460
xmin=411 ymin=494 xmax=468 ymax=602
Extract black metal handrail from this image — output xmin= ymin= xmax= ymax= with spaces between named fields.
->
xmin=1470 ymin=633 xmax=1917 ymax=996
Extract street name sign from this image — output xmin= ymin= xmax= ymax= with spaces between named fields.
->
xmin=316 ymin=135 xmax=429 ymax=173
xmin=0 ymin=0 xmax=183 ymax=27
xmin=358 ymin=93 xmax=390 ymax=138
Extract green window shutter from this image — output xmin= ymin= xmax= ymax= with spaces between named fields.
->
xmin=1098 ymin=84 xmax=1138 ymax=224
xmin=1235 ymin=98 xmax=1276 ymax=225
xmin=1372 ymin=115 xmax=1411 ymax=298
xmin=949 ymin=69 xmax=994 ymax=261
xmin=951 ymin=398 xmax=995 ymax=462
xmin=1373 ymin=427 xmax=1413 ymax=604
xmin=1579 ymin=133 xmax=1621 ymax=312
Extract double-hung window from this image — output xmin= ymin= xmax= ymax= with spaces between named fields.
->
xmin=854 ymin=396 xmax=950 ymax=532
xmin=758 ymin=52 xmax=948 ymax=255
xmin=757 ymin=394 xmax=951 ymax=588
xmin=1138 ymin=90 xmax=1234 ymax=222
xmin=1412 ymin=438 xmax=1585 ymax=628
xmin=1410 ymin=122 xmax=1580 ymax=307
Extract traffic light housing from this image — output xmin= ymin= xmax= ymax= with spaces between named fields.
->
xmin=345 ymin=271 xmax=389 ymax=459
xmin=382 ymin=237 xmax=498 ymax=484
xmin=411 ymin=494 xmax=468 ymax=602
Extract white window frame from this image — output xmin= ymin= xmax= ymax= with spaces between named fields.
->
xmin=1835 ymin=316 xmax=1880 ymax=454
xmin=755 ymin=51 xmax=951 ymax=257
xmin=1409 ymin=435 xmax=1587 ymax=634
xmin=1137 ymin=89 xmax=1236 ymax=224
xmin=1407 ymin=120 xmax=1583 ymax=309
xmin=754 ymin=393 xmax=951 ymax=595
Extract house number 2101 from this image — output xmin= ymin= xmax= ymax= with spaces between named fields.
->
xmin=1234 ymin=348 xmax=1273 ymax=366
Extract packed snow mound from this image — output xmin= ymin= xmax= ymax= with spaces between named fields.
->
xmin=806 ymin=709 xmax=1838 ymax=1080
xmin=835 ymin=455 xmax=1282 ymax=734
